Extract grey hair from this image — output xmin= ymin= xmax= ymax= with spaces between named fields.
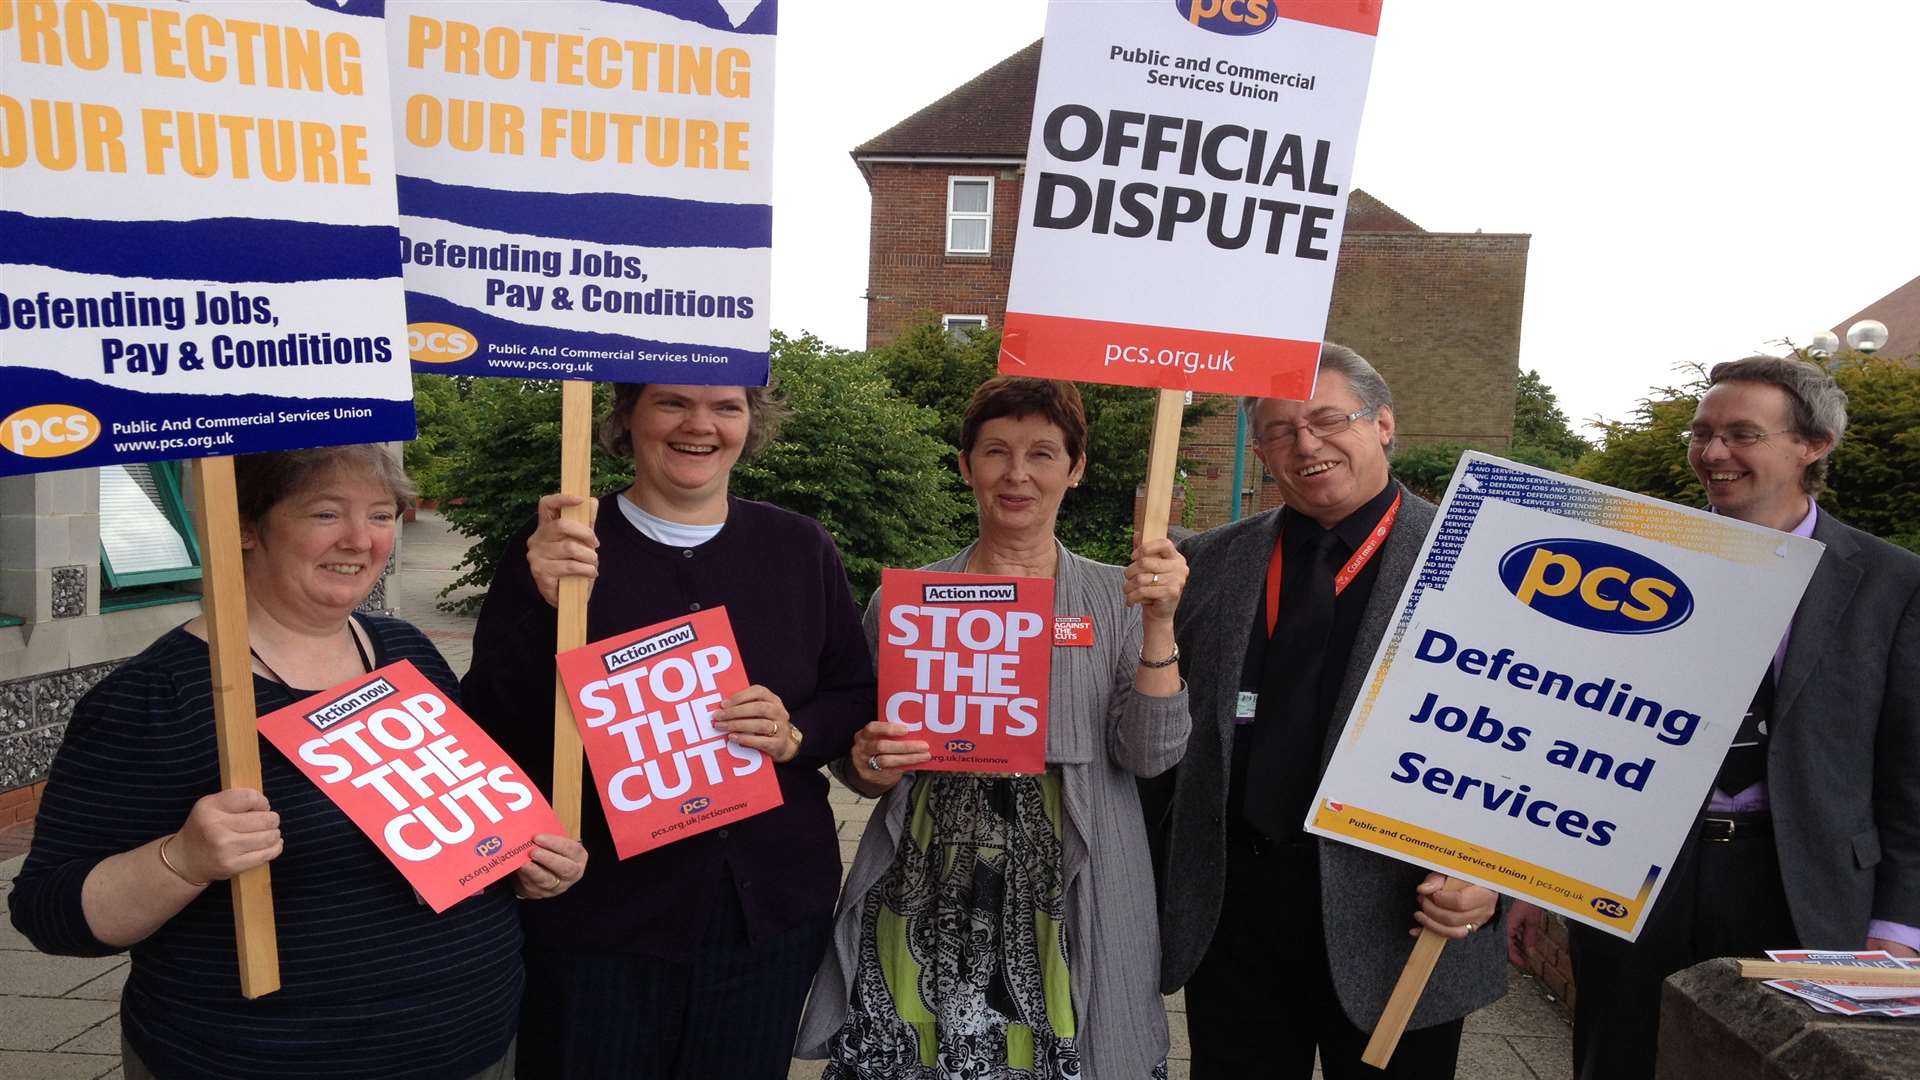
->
xmin=1240 ymin=342 xmax=1396 ymax=452
xmin=1705 ymin=356 xmax=1848 ymax=496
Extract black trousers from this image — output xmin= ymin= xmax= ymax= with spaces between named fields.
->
xmin=1568 ymin=816 xmax=1797 ymax=1080
xmin=515 ymin=884 xmax=833 ymax=1080
xmin=1185 ymin=830 xmax=1463 ymax=1080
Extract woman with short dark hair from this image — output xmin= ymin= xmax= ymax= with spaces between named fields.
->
xmin=9 ymin=445 xmax=585 ymax=1080
xmin=464 ymin=382 xmax=875 ymax=1079
xmin=798 ymin=376 xmax=1192 ymax=1079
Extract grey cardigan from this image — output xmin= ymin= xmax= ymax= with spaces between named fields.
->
xmin=796 ymin=542 xmax=1192 ymax=1079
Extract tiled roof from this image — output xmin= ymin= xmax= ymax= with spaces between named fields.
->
xmin=1831 ymin=274 xmax=1920 ymax=361
xmin=854 ymin=41 xmax=1043 ymax=158
xmin=853 ymin=40 xmax=1424 ymax=233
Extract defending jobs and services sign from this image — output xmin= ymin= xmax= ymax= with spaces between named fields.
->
xmin=390 ymin=0 xmax=775 ymax=384
xmin=0 ymin=0 xmax=415 ymax=477
xmin=1306 ymin=454 xmax=1823 ymax=940
xmin=1001 ymin=0 xmax=1381 ymax=398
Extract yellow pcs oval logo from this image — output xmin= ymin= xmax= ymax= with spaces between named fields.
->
xmin=2 ymin=404 xmax=100 ymax=458
xmin=407 ymin=322 xmax=477 ymax=363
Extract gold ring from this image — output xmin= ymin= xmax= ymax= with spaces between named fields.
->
xmin=1152 ymin=573 xmax=1160 ymax=584
xmin=1466 ymin=922 xmax=1477 ymax=933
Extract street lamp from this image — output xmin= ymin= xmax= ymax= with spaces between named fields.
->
xmin=1846 ymin=319 xmax=1889 ymax=354
xmin=1808 ymin=331 xmax=1840 ymax=358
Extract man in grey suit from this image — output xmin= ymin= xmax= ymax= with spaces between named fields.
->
xmin=1509 ymin=355 xmax=1920 ymax=1079
xmin=1145 ymin=345 xmax=1507 ymax=1079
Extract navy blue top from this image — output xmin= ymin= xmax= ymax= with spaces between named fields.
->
xmin=8 ymin=615 xmax=522 ymax=1080
xmin=462 ymin=494 xmax=875 ymax=962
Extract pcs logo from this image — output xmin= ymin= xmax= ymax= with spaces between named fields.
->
xmin=408 ymin=322 xmax=477 ymax=363
xmin=1175 ymin=0 xmax=1275 ymax=35
xmin=473 ymin=836 xmax=503 ymax=858
xmin=680 ymin=796 xmax=712 ymax=815
xmin=1590 ymin=895 xmax=1630 ymax=920
xmin=945 ymin=739 xmax=977 ymax=754
xmin=1498 ymin=539 xmax=1693 ymax=635
xmin=2 ymin=404 xmax=99 ymax=459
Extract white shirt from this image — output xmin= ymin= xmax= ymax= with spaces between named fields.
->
xmin=616 ymin=493 xmax=724 ymax=548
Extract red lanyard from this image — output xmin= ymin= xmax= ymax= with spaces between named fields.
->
xmin=1265 ymin=492 xmax=1402 ymax=636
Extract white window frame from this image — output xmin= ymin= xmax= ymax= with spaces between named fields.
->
xmin=945 ymin=176 xmax=994 ymax=255
xmin=942 ymin=314 xmax=989 ymax=338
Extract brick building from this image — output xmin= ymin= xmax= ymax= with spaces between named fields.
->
xmin=1830 ymin=272 xmax=1920 ymax=361
xmin=854 ymin=42 xmax=1530 ymax=526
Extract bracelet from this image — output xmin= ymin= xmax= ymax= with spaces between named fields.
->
xmin=158 ymin=833 xmax=209 ymax=888
xmin=1138 ymin=642 xmax=1180 ymax=669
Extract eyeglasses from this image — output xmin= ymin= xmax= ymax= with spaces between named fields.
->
xmin=1257 ymin=407 xmax=1375 ymax=449
xmin=1682 ymin=428 xmax=1794 ymax=449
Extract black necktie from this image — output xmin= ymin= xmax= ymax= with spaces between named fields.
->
xmin=1715 ymin=669 xmax=1775 ymax=796
xmin=1242 ymin=529 xmax=1341 ymax=841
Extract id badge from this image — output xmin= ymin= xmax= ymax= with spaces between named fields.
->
xmin=1054 ymin=615 xmax=1094 ymax=647
xmin=1235 ymin=691 xmax=1258 ymax=724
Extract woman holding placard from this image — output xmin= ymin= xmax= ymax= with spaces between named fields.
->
xmin=466 ymin=382 xmax=876 ymax=1078
xmin=8 ymin=445 xmax=586 ymax=1080
xmin=797 ymin=377 xmax=1192 ymax=1080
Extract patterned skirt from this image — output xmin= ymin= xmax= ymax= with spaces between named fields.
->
xmin=823 ymin=772 xmax=1088 ymax=1080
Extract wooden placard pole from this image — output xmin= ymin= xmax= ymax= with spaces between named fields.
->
xmin=1737 ymin=960 xmax=1920 ymax=987
xmin=1137 ymin=389 xmax=1187 ymax=542
xmin=1361 ymin=876 xmax=1466 ymax=1068
xmin=550 ymin=378 xmax=595 ymax=836
xmin=188 ymin=456 xmax=281 ymax=999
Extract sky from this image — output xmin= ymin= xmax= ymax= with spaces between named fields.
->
xmin=767 ymin=1 xmax=1920 ymax=432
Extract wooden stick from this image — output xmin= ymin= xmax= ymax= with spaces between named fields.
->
xmin=1738 ymin=960 xmax=1920 ymax=987
xmin=550 ymin=379 xmax=595 ymax=836
xmin=1137 ymin=388 xmax=1186 ymax=543
xmin=1361 ymin=881 xmax=1463 ymax=1068
xmin=189 ymin=456 xmax=281 ymax=999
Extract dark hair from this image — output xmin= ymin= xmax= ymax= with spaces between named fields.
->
xmin=233 ymin=444 xmax=415 ymax=529
xmin=1705 ymin=356 xmax=1847 ymax=495
xmin=958 ymin=377 xmax=1089 ymax=466
xmin=599 ymin=382 xmax=787 ymax=459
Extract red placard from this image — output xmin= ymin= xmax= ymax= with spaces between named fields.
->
xmin=257 ymin=660 xmax=564 ymax=913
xmin=878 ymin=570 xmax=1054 ymax=774
xmin=555 ymin=607 xmax=783 ymax=859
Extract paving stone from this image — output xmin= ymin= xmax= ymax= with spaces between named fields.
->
xmin=786 ymin=1058 xmax=825 ymax=1080
xmin=1466 ymin=971 xmax=1574 ymax=1036
xmin=0 ymin=1050 xmax=118 ymax=1080
xmin=0 ymin=996 xmax=117 ymax=1052
xmin=53 ymin=1018 xmax=117 ymax=1056
xmin=61 ymin=965 xmax=128 ymax=1003
xmin=0 ymin=951 xmax=124 ymax=997
xmin=1508 ymin=1033 xmax=1575 ymax=1080
xmin=1454 ymin=1032 xmax=1536 ymax=1079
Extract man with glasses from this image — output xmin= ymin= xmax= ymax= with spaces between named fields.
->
xmin=1145 ymin=344 xmax=1507 ymax=1079
xmin=1509 ymin=355 xmax=1920 ymax=1080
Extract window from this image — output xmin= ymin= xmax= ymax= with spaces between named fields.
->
xmin=943 ymin=315 xmax=988 ymax=339
xmin=100 ymin=461 xmax=201 ymax=610
xmin=946 ymin=176 xmax=993 ymax=255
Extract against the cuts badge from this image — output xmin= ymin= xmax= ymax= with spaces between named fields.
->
xmin=1053 ymin=615 xmax=1094 ymax=647
xmin=555 ymin=607 xmax=782 ymax=858
xmin=878 ymin=569 xmax=1055 ymax=774
xmin=257 ymin=661 xmax=563 ymax=913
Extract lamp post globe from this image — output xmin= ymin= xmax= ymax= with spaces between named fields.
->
xmin=1845 ymin=319 xmax=1889 ymax=354
xmin=1808 ymin=331 xmax=1841 ymax=358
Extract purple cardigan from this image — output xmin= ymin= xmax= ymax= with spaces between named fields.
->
xmin=462 ymin=494 xmax=875 ymax=962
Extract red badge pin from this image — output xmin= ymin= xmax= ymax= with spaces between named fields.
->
xmin=1053 ymin=616 xmax=1094 ymax=647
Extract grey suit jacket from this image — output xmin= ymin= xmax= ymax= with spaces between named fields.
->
xmin=1764 ymin=509 xmax=1920 ymax=946
xmin=1146 ymin=487 xmax=1508 ymax=1030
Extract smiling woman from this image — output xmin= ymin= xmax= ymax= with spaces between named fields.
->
xmin=462 ymin=381 xmax=877 ymax=1078
xmin=7 ymin=444 xmax=586 ymax=1080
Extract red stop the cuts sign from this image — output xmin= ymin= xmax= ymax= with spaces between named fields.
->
xmin=257 ymin=660 xmax=563 ymax=913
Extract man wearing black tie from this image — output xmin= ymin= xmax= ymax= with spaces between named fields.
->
xmin=1147 ymin=345 xmax=1507 ymax=1079
xmin=1509 ymin=355 xmax=1920 ymax=1080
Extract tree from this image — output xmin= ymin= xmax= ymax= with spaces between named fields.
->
xmin=1568 ymin=372 xmax=1706 ymax=506
xmin=1510 ymin=369 xmax=1593 ymax=468
xmin=731 ymin=332 xmax=972 ymax=595
xmin=1823 ymin=353 xmax=1920 ymax=552
xmin=414 ymin=333 xmax=972 ymax=612
xmin=871 ymin=318 xmax=1216 ymax=564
